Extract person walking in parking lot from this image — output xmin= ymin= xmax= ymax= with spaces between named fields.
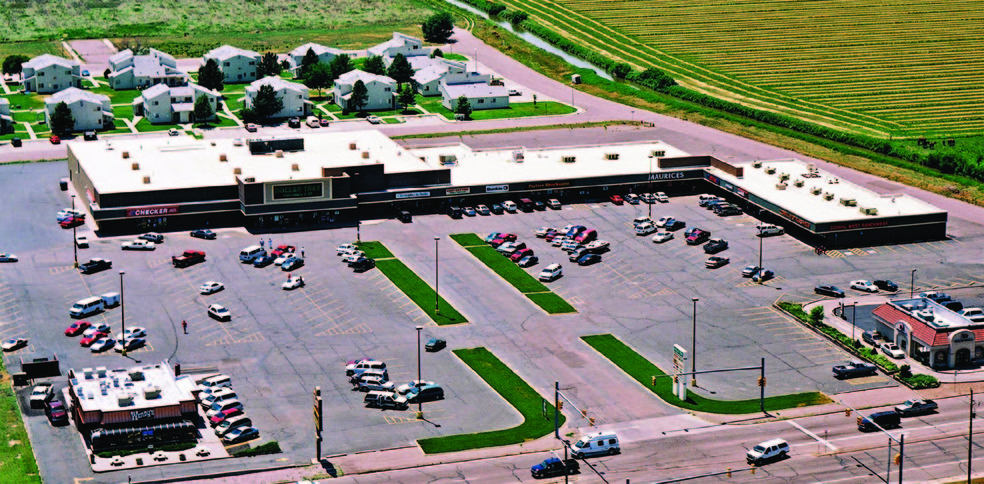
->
xmin=182 ymin=320 xmax=187 ymax=334
xmin=301 ymin=246 xmax=305 ymax=258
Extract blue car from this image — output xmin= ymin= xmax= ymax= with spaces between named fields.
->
xmin=253 ymin=255 xmax=276 ymax=268
xmin=282 ymin=257 xmax=304 ymax=271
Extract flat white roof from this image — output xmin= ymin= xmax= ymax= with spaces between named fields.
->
xmin=406 ymin=140 xmax=691 ymax=186
xmin=70 ymin=362 xmax=192 ymax=414
xmin=70 ymin=130 xmax=433 ymax=194
xmin=708 ymin=159 xmax=944 ymax=223
xmin=895 ymin=298 xmax=977 ymax=330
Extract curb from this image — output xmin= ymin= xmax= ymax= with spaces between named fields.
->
xmin=127 ymin=462 xmax=308 ymax=484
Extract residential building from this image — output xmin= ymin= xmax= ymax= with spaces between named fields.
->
xmin=44 ymin=88 xmax=114 ymax=132
xmin=287 ymin=43 xmax=341 ymax=76
xmin=108 ymin=48 xmax=188 ymax=90
xmin=0 ymin=98 xmax=13 ymax=134
xmin=368 ymin=32 xmax=431 ymax=66
xmin=203 ymin=45 xmax=261 ymax=84
xmin=245 ymin=77 xmax=311 ymax=119
xmin=21 ymin=54 xmax=83 ymax=94
xmin=333 ymin=70 xmax=397 ymax=112
xmin=133 ymin=83 xmax=220 ymax=124
xmin=412 ymin=60 xmax=466 ymax=97
xmin=440 ymin=71 xmax=509 ymax=111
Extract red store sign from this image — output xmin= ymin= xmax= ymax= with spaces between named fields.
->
xmin=126 ymin=205 xmax=179 ymax=217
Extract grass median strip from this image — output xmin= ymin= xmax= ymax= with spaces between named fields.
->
xmin=451 ymin=233 xmax=577 ymax=314
xmin=356 ymin=241 xmax=465 ymax=326
xmin=582 ymin=334 xmax=830 ymax=414
xmin=0 ymin=360 xmax=41 ymax=483
xmin=418 ymin=347 xmax=564 ymax=454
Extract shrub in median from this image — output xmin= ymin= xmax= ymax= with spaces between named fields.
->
xmin=777 ymin=302 xmax=898 ymax=373
xmin=896 ymin=373 xmax=940 ymax=389
xmin=233 ymin=441 xmax=281 ymax=457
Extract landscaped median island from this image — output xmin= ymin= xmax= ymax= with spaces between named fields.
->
xmin=0 ymin=360 xmax=41 ymax=484
xmin=450 ymin=233 xmax=576 ymax=314
xmin=581 ymin=334 xmax=830 ymax=414
xmin=355 ymin=241 xmax=466 ymax=326
xmin=418 ymin=347 xmax=564 ymax=454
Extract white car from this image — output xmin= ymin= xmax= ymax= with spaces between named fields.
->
xmin=282 ymin=275 xmax=305 ymax=290
xmin=551 ymin=236 xmax=568 ymax=247
xmin=538 ymin=263 xmax=563 ymax=282
xmin=75 ymin=235 xmax=89 ymax=248
xmin=634 ymin=222 xmax=656 ymax=235
xmin=275 ymin=253 xmax=297 ymax=266
xmin=640 ymin=193 xmax=656 ymax=204
xmin=585 ymin=240 xmax=610 ymax=251
xmin=535 ymin=227 xmax=554 ymax=238
xmin=476 ymin=204 xmax=491 ymax=215
xmin=57 ymin=208 xmax=83 ymax=220
xmin=559 ymin=225 xmax=575 ymax=234
xmin=850 ymin=280 xmax=878 ymax=293
xmin=652 ymin=232 xmax=674 ymax=243
xmin=208 ymin=304 xmax=231 ymax=321
xmin=83 ymin=323 xmax=112 ymax=336
xmin=0 ymin=253 xmax=18 ymax=262
xmin=655 ymin=192 xmax=668 ymax=202
xmin=880 ymin=342 xmax=905 ymax=359
xmin=336 ymin=244 xmax=357 ymax=256
xmin=341 ymin=251 xmax=366 ymax=263
xmin=199 ymin=281 xmax=224 ymax=294
xmin=624 ymin=193 xmax=640 ymax=204
xmin=396 ymin=380 xmax=435 ymax=395
xmin=655 ymin=217 xmax=672 ymax=228
xmin=115 ymin=327 xmax=147 ymax=340
xmin=90 ymin=338 xmax=116 ymax=353
xmin=121 ymin=239 xmax=156 ymax=251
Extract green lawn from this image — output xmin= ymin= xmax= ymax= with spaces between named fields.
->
xmin=1 ymin=93 xmax=45 ymax=110
xmin=525 ymin=292 xmax=576 ymax=314
xmin=442 ymin=53 xmax=468 ymax=62
xmin=134 ymin=117 xmax=178 ymax=132
xmin=114 ymin=104 xmax=134 ymax=121
xmin=582 ymin=334 xmax=831 ymax=414
xmin=12 ymin=111 xmax=40 ymax=123
xmin=224 ymin=96 xmax=247 ymax=112
xmin=420 ymin=99 xmax=577 ymax=121
xmin=355 ymin=241 xmax=394 ymax=259
xmin=0 ymin=361 xmax=41 ymax=483
xmin=417 ymin=348 xmax=564 ymax=454
xmin=382 ymin=117 xmax=405 ymax=124
xmin=449 ymin=233 xmax=485 ymax=246
xmin=0 ymin=40 xmax=62 ymax=60
xmin=334 ymin=106 xmax=423 ymax=120
xmin=197 ymin=115 xmax=240 ymax=129
xmin=87 ymin=84 xmax=144 ymax=105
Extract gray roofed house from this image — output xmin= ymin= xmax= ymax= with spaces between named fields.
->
xmin=412 ymin=60 xmax=466 ymax=97
xmin=287 ymin=43 xmax=342 ymax=75
xmin=21 ymin=54 xmax=83 ymax=94
xmin=133 ymin=83 xmax=220 ymax=124
xmin=45 ymin=88 xmax=114 ymax=132
xmin=333 ymin=70 xmax=397 ymax=112
xmin=0 ymin=98 xmax=13 ymax=134
xmin=368 ymin=32 xmax=432 ymax=67
xmin=439 ymin=71 xmax=509 ymax=111
xmin=108 ymin=48 xmax=188 ymax=90
xmin=245 ymin=76 xmax=311 ymax=119
xmin=204 ymin=45 xmax=262 ymax=84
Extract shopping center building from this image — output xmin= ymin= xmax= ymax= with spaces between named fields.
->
xmin=65 ymin=130 xmax=947 ymax=248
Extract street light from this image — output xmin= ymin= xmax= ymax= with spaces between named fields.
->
xmin=119 ymin=270 xmax=126 ymax=357
xmin=415 ymin=325 xmax=423 ymax=418
xmin=648 ymin=155 xmax=653 ymax=219
xmin=71 ymin=194 xmax=78 ymax=268
xmin=691 ymin=298 xmax=698 ymax=387
xmin=910 ymin=269 xmax=917 ymax=298
xmin=434 ymin=237 xmax=440 ymax=315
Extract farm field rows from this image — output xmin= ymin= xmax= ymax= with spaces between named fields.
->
xmin=498 ymin=0 xmax=984 ymax=137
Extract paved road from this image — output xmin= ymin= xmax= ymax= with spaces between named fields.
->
xmin=69 ymin=39 xmax=116 ymax=76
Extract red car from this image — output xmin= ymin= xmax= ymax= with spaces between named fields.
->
xmin=50 ymin=135 xmax=61 ymax=144
xmin=270 ymin=245 xmax=295 ymax=257
xmin=65 ymin=321 xmax=91 ymax=336
xmin=500 ymin=233 xmax=518 ymax=242
xmin=510 ymin=248 xmax=534 ymax=262
xmin=80 ymin=331 xmax=108 ymax=347
xmin=610 ymin=195 xmax=624 ymax=205
xmin=209 ymin=407 xmax=245 ymax=427
xmin=60 ymin=216 xmax=85 ymax=228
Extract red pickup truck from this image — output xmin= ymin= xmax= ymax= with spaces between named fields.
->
xmin=172 ymin=250 xmax=206 ymax=268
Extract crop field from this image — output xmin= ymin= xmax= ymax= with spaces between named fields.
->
xmin=498 ymin=0 xmax=984 ymax=138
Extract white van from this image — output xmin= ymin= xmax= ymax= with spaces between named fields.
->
xmin=70 ymin=296 xmax=105 ymax=318
xmin=345 ymin=360 xmax=386 ymax=377
xmin=100 ymin=292 xmax=120 ymax=308
xmin=306 ymin=116 xmax=320 ymax=128
xmin=202 ymin=388 xmax=238 ymax=409
xmin=502 ymin=201 xmax=518 ymax=213
xmin=571 ymin=431 xmax=620 ymax=458
xmin=239 ymin=245 xmax=266 ymax=262
xmin=215 ymin=415 xmax=252 ymax=437
xmin=746 ymin=438 xmax=789 ymax=465
xmin=756 ymin=224 xmax=785 ymax=236
xmin=698 ymin=194 xmax=718 ymax=206
xmin=198 ymin=375 xmax=232 ymax=394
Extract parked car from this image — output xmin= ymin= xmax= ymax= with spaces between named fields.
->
xmin=79 ymin=258 xmax=112 ymax=274
xmin=655 ymin=192 xmax=668 ymax=202
xmin=880 ymin=342 xmax=905 ymax=359
xmin=665 ymin=219 xmax=686 ymax=231
xmin=476 ymin=204 xmax=491 ymax=215
xmin=253 ymin=254 xmax=276 ymax=268
xmin=518 ymin=255 xmax=539 ymax=267
xmin=547 ymin=199 xmax=562 ymax=210
xmin=685 ymin=229 xmax=711 ymax=245
xmin=283 ymin=275 xmax=305 ymax=290
xmin=490 ymin=203 xmax=504 ymax=214
xmin=0 ymin=253 xmax=18 ymax=263
xmin=79 ymin=330 xmax=108 ymax=347
xmin=425 ymin=338 xmax=446 ymax=352
xmin=83 ymin=131 xmax=97 ymax=141
xmin=208 ymin=304 xmax=231 ymax=321
xmin=75 ymin=235 xmax=89 ymax=248
xmin=139 ymin=233 xmax=165 ymax=243
xmin=752 ymin=269 xmax=774 ymax=282
xmin=190 ymin=229 xmax=216 ymax=240
xmin=406 ymin=384 xmax=445 ymax=403
xmin=45 ymin=400 xmax=68 ymax=425
xmin=199 ymin=281 xmax=224 ymax=294
xmin=115 ymin=337 xmax=146 ymax=352
xmin=49 ymin=135 xmax=60 ymax=144
xmin=703 ymin=238 xmax=728 ymax=254
xmin=609 ymin=195 xmax=624 ymax=205
xmin=64 ymin=321 xmax=91 ymax=336
xmin=222 ymin=426 xmax=259 ymax=444
xmin=396 ymin=380 xmax=435 ymax=395
xmin=874 ymin=280 xmax=898 ymax=292
xmin=705 ymin=256 xmax=729 ymax=268
xmin=815 ymin=285 xmax=846 ymax=298
xmin=29 ymin=382 xmax=53 ymax=409
xmin=624 ymin=193 xmax=640 ymax=204
xmin=652 ymin=232 xmax=674 ymax=243
xmin=635 ymin=222 xmax=656 ymax=236
xmin=511 ymin=248 xmax=534 ymax=262
xmin=577 ymin=254 xmax=601 ymax=266
xmin=90 ymin=338 xmax=116 ymax=353
xmin=351 ymin=257 xmax=376 ymax=272
xmin=539 ymin=264 xmax=563 ymax=282
xmin=287 ymin=118 xmax=301 ymax=128
xmin=463 ymin=207 xmax=477 ymax=217
xmin=535 ymin=227 xmax=554 ymax=238
xmin=832 ymin=361 xmax=878 ymax=379
xmin=282 ymin=257 xmax=304 ymax=271
xmin=366 ymin=115 xmax=382 ymax=124
xmin=121 ymin=239 xmax=155 ymax=250
xmin=742 ymin=265 xmax=761 ymax=277
xmin=245 ymin=123 xmax=258 ymax=132
xmin=358 ymin=376 xmax=396 ymax=393
xmin=271 ymin=245 xmax=296 ymax=257
xmin=585 ymin=240 xmax=610 ymax=252
xmin=894 ymin=399 xmax=938 ymax=416
xmin=60 ymin=216 xmax=85 ymax=228
xmin=531 ymin=457 xmax=580 ymax=478
xmin=2 ymin=337 xmax=28 ymax=351
xmin=850 ymin=280 xmax=878 ymax=292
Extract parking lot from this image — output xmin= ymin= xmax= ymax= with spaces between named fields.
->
xmin=4 ymin=160 xmax=984 ymax=482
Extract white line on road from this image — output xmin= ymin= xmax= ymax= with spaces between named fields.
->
xmin=788 ymin=420 xmax=838 ymax=451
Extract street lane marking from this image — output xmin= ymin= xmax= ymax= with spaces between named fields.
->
xmin=788 ymin=420 xmax=838 ymax=451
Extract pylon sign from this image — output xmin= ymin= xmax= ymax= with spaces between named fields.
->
xmin=673 ymin=344 xmax=688 ymax=400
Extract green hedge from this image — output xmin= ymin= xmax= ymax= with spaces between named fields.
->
xmin=897 ymin=373 xmax=940 ymax=389
xmin=233 ymin=440 xmax=281 ymax=457
xmin=776 ymin=302 xmax=898 ymax=373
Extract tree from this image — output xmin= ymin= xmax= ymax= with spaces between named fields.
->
xmin=300 ymin=47 xmax=320 ymax=76
xmin=397 ymin=84 xmax=416 ymax=113
xmin=422 ymin=12 xmax=454 ymax=43
xmin=611 ymin=62 xmax=632 ymax=79
xmin=328 ymin=54 xmax=353 ymax=81
xmin=103 ymin=68 xmax=111 ymax=78
xmin=454 ymin=95 xmax=471 ymax=119
xmin=198 ymin=58 xmax=224 ymax=92
xmin=252 ymin=84 xmax=283 ymax=120
xmin=259 ymin=52 xmax=282 ymax=78
xmin=280 ymin=60 xmax=291 ymax=72
xmin=50 ymin=101 xmax=75 ymax=134
xmin=303 ymin=62 xmax=333 ymax=98
xmin=193 ymin=94 xmax=215 ymax=125
xmin=348 ymin=80 xmax=369 ymax=113
xmin=240 ymin=106 xmax=259 ymax=124
xmin=2 ymin=54 xmax=29 ymax=75
xmin=386 ymin=53 xmax=414 ymax=87
xmin=363 ymin=55 xmax=386 ymax=76
xmin=430 ymin=48 xmax=443 ymax=59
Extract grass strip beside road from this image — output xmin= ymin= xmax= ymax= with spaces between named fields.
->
xmin=418 ymin=347 xmax=564 ymax=454
xmin=582 ymin=334 xmax=830 ymax=414
xmin=525 ymin=292 xmax=576 ymax=314
xmin=0 ymin=360 xmax=42 ymax=483
xmin=355 ymin=241 xmax=394 ymax=259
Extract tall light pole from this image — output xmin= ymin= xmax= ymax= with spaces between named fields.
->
xmin=969 ymin=389 xmax=976 ymax=483
xmin=758 ymin=233 xmax=764 ymax=274
xmin=631 ymin=110 xmax=635 ymax=124
xmin=691 ymin=298 xmax=698 ymax=387
xmin=71 ymin=194 xmax=78 ymax=268
xmin=910 ymin=269 xmax=917 ymax=298
xmin=850 ymin=301 xmax=857 ymax=343
xmin=648 ymin=155 xmax=653 ymax=219
xmin=119 ymin=270 xmax=126 ymax=357
xmin=415 ymin=325 xmax=423 ymax=418
xmin=434 ymin=237 xmax=440 ymax=315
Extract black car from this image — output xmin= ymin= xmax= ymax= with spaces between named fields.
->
xmin=703 ymin=238 xmax=729 ymax=254
xmin=534 ymin=201 xmax=546 ymax=211
xmin=45 ymin=400 xmax=69 ymax=426
xmin=665 ymin=220 xmax=686 ymax=231
xmin=716 ymin=205 xmax=742 ymax=216
xmin=577 ymin=253 xmax=601 ymax=266
xmin=287 ymin=117 xmax=301 ymax=128
xmin=425 ymin=338 xmax=446 ymax=352
xmin=815 ymin=285 xmax=846 ymax=298
xmin=253 ymin=254 xmax=276 ymax=268
xmin=190 ymin=229 xmax=216 ymax=240
xmin=139 ymin=233 xmax=164 ymax=243
xmin=490 ymin=204 xmax=504 ymax=215
xmin=874 ymin=280 xmax=898 ymax=292
xmin=351 ymin=257 xmax=376 ymax=272
xmin=83 ymin=131 xmax=97 ymax=141
xmin=79 ymin=258 xmax=112 ymax=274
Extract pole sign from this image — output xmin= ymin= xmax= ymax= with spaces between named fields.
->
xmin=673 ymin=344 xmax=688 ymax=400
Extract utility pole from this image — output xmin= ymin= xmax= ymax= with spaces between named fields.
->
xmin=759 ymin=357 xmax=766 ymax=414
xmin=554 ymin=381 xmax=560 ymax=439
xmin=970 ymin=389 xmax=976 ymax=483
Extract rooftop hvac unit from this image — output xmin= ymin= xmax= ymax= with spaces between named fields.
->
xmin=142 ymin=176 xmax=151 ymax=184
xmin=349 ymin=142 xmax=357 ymax=150
xmin=96 ymin=367 xmax=107 ymax=378
xmin=860 ymin=207 xmax=878 ymax=216
xmin=362 ymin=151 xmax=370 ymax=159
xmin=512 ymin=151 xmax=524 ymax=163
xmin=129 ymin=370 xmax=145 ymax=381
xmin=752 ymin=161 xmax=763 ymax=168
xmin=764 ymin=166 xmax=776 ymax=174
xmin=219 ymin=154 xmax=227 ymax=162
xmin=131 ymin=163 xmax=139 ymax=170
xmin=823 ymin=192 xmax=835 ymax=201
xmin=83 ymin=368 xmax=93 ymax=379
xmin=275 ymin=150 xmax=284 ymax=158
xmin=839 ymin=198 xmax=857 ymax=207
xmin=122 ymin=151 xmax=130 ymax=159
xmin=561 ymin=155 xmax=576 ymax=163
xmin=244 ymin=177 xmax=255 ymax=183
xmin=807 ymin=163 xmax=818 ymax=173
xmin=775 ymin=183 xmax=787 ymax=190
xmin=291 ymin=163 xmax=299 ymax=171
xmin=117 ymin=393 xmax=134 ymax=406
xmin=143 ymin=385 xmax=162 ymax=399
xmin=233 ymin=167 xmax=241 ymax=175
xmin=233 ymin=138 xmax=244 ymax=146
xmin=605 ymin=153 xmax=619 ymax=160
xmin=440 ymin=154 xmax=458 ymax=166
xmin=651 ymin=150 xmax=666 ymax=158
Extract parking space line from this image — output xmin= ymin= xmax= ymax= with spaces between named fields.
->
xmin=825 ymin=250 xmax=845 ymax=258
xmin=756 ymin=321 xmax=788 ymax=326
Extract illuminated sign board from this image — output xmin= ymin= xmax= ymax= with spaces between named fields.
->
xmin=272 ymin=183 xmax=323 ymax=200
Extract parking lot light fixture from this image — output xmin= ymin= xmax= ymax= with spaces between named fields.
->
xmin=120 ymin=270 xmax=126 ymax=357
xmin=416 ymin=325 xmax=423 ymax=418
xmin=648 ymin=155 xmax=653 ymax=219
xmin=910 ymin=269 xmax=917 ymax=298
xmin=71 ymin=194 xmax=78 ymax=268
xmin=692 ymin=297 xmax=699 ymax=387
xmin=434 ymin=237 xmax=440 ymax=315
